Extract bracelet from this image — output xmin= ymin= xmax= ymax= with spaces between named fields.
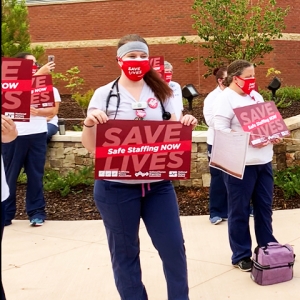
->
xmin=83 ymin=123 xmax=94 ymax=128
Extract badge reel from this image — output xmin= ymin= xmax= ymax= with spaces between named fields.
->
xmin=132 ymin=102 xmax=148 ymax=110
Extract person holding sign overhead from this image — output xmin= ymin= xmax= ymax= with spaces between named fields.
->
xmin=82 ymin=34 xmax=197 ymax=300
xmin=213 ymin=60 xmax=281 ymax=272
xmin=2 ymin=52 xmax=56 ymax=227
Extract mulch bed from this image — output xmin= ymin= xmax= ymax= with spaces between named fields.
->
xmin=14 ymin=184 xmax=300 ymax=221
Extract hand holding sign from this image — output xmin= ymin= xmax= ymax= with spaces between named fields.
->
xmin=1 ymin=58 xmax=33 ymax=122
xmin=95 ymin=120 xmax=192 ymax=180
xmin=233 ymin=102 xmax=290 ymax=147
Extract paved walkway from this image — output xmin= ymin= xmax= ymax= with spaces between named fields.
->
xmin=2 ymin=209 xmax=299 ymax=300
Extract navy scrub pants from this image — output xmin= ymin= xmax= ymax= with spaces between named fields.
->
xmin=207 ymin=144 xmax=228 ymax=219
xmin=94 ymin=180 xmax=189 ymax=300
xmin=2 ymin=133 xmax=47 ymax=224
xmin=223 ymin=162 xmax=277 ymax=264
xmin=47 ymin=123 xmax=58 ymax=144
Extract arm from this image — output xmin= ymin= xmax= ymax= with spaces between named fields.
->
xmin=81 ymin=109 xmax=109 ymax=154
xmin=46 ymin=102 xmax=60 ymax=121
xmin=30 ymin=106 xmax=57 ymax=118
xmin=1 ymin=115 xmax=18 ymax=143
xmin=214 ymin=115 xmax=232 ymax=133
xmin=203 ymin=99 xmax=214 ymax=127
xmin=34 ymin=62 xmax=55 ymax=76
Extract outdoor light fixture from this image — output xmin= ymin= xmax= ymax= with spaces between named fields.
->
xmin=182 ymin=84 xmax=200 ymax=110
xmin=267 ymin=76 xmax=281 ymax=99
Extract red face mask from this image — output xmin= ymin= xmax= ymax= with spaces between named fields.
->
xmin=236 ymin=76 xmax=256 ymax=95
xmin=164 ymin=71 xmax=172 ymax=83
xmin=119 ymin=58 xmax=150 ymax=81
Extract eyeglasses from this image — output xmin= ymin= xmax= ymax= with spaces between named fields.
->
xmin=134 ymin=109 xmax=146 ymax=120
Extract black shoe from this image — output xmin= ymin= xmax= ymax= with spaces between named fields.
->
xmin=4 ymin=220 xmax=12 ymax=226
xmin=233 ymin=258 xmax=252 ymax=272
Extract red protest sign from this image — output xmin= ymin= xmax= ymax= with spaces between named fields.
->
xmin=1 ymin=58 xmax=33 ymax=122
xmin=149 ymin=56 xmax=164 ymax=79
xmin=95 ymin=120 xmax=192 ymax=180
xmin=233 ymin=101 xmax=290 ymax=146
xmin=31 ymin=75 xmax=55 ymax=108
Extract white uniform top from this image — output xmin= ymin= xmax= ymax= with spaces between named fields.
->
xmin=47 ymin=87 xmax=62 ymax=126
xmin=213 ymin=88 xmax=273 ymax=165
xmin=88 ymin=80 xmax=175 ymax=184
xmin=169 ymin=81 xmax=183 ymax=121
xmin=203 ymin=86 xmax=222 ymax=145
xmin=1 ymin=156 xmax=9 ymax=202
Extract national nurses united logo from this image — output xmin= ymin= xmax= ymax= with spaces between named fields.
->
xmin=5 ymin=112 xmax=15 ymax=118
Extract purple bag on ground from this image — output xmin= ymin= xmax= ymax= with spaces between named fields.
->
xmin=251 ymin=242 xmax=295 ymax=286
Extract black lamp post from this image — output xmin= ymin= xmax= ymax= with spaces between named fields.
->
xmin=182 ymin=84 xmax=200 ymax=110
xmin=267 ymin=77 xmax=281 ymax=100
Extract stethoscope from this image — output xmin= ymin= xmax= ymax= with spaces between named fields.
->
xmin=105 ymin=77 xmax=171 ymax=120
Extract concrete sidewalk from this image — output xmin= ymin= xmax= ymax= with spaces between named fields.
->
xmin=2 ymin=209 xmax=299 ymax=300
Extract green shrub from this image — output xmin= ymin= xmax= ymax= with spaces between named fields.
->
xmin=259 ymin=86 xmax=300 ymax=102
xmin=18 ymin=166 xmax=94 ymax=197
xmin=43 ymin=166 xmax=94 ymax=196
xmin=194 ymin=122 xmax=208 ymax=131
xmin=274 ymin=166 xmax=300 ymax=199
xmin=17 ymin=169 xmax=27 ymax=184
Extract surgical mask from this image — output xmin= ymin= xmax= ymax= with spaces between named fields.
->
xmin=119 ymin=58 xmax=150 ymax=81
xmin=236 ymin=76 xmax=256 ymax=95
xmin=164 ymin=71 xmax=172 ymax=83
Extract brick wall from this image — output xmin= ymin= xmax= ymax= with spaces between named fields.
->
xmin=27 ymin=0 xmax=300 ymax=94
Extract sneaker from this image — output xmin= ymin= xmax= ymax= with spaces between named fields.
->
xmin=222 ymin=218 xmax=228 ymax=221
xmin=209 ymin=216 xmax=223 ymax=225
xmin=233 ymin=258 xmax=252 ymax=272
xmin=30 ymin=218 xmax=44 ymax=227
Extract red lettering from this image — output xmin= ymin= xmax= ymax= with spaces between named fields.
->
xmin=1 ymin=92 xmax=22 ymax=109
xmin=164 ymin=123 xmax=182 ymax=141
xmin=122 ymin=127 xmax=143 ymax=145
xmin=40 ymin=92 xmax=50 ymax=102
xmin=149 ymin=57 xmax=161 ymax=69
xmin=31 ymin=93 xmax=40 ymax=104
xmin=239 ymin=112 xmax=251 ymax=124
xmin=32 ymin=76 xmax=46 ymax=88
xmin=144 ymin=125 xmax=165 ymax=143
xmin=1 ymin=61 xmax=21 ymax=80
xmin=102 ymin=128 xmax=122 ymax=146
xmin=264 ymin=102 xmax=276 ymax=115
xmin=250 ymin=108 xmax=261 ymax=121
xmin=167 ymin=152 xmax=184 ymax=168
xmin=149 ymin=153 xmax=167 ymax=170
xmin=132 ymin=154 xmax=150 ymax=171
xmin=273 ymin=119 xmax=284 ymax=131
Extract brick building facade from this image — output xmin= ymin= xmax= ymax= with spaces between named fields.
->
xmin=27 ymin=0 xmax=300 ymax=94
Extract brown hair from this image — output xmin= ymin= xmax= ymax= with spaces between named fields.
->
xmin=15 ymin=52 xmax=33 ymax=59
xmin=117 ymin=34 xmax=173 ymax=102
xmin=213 ymin=66 xmax=227 ymax=83
xmin=223 ymin=60 xmax=253 ymax=87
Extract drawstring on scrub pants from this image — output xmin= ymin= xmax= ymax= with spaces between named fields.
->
xmin=141 ymin=183 xmax=151 ymax=197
